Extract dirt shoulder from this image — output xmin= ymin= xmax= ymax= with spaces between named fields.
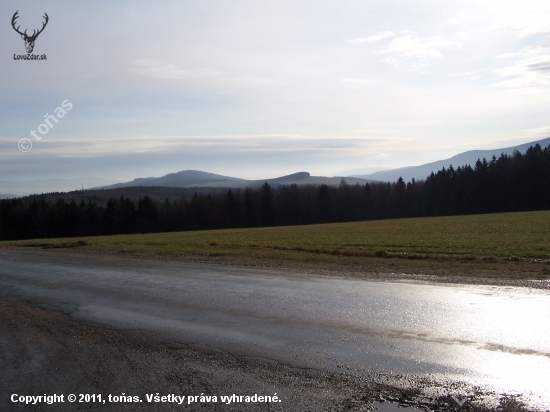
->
xmin=2 ymin=244 xmax=549 ymax=290
xmin=0 ymin=299 xmax=373 ymax=411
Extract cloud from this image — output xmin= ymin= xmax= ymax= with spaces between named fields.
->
xmin=442 ymin=1 xmax=550 ymax=38
xmin=521 ymin=125 xmax=550 ymax=137
xmin=340 ymin=78 xmax=375 ymax=84
xmin=380 ymin=32 xmax=459 ymax=62
xmin=350 ymin=31 xmax=395 ymax=44
xmin=352 ymin=30 xmax=460 ymax=68
xmin=482 ymin=1 xmax=550 ymax=37
xmin=491 ymin=45 xmax=550 ymax=90
xmin=527 ymin=61 xmax=550 ymax=73
xmin=0 ymin=134 xmax=402 ymax=159
xmin=132 ymin=59 xmax=222 ymax=80
xmin=3 ymin=1 xmax=550 ymax=187
xmin=380 ymin=57 xmax=400 ymax=66
xmin=0 ymin=133 xmax=414 ymax=186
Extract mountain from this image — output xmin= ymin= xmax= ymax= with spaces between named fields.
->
xmin=101 ymin=170 xmax=246 ymax=189
xmin=350 ymin=137 xmax=550 ymax=183
xmin=100 ymin=171 xmax=370 ymax=190
xmin=0 ymin=194 xmax=18 ymax=199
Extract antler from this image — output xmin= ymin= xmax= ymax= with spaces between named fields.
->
xmin=11 ymin=11 xmax=27 ymax=37
xmin=29 ymin=13 xmax=49 ymax=39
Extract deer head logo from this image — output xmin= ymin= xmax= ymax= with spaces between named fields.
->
xmin=11 ymin=11 xmax=49 ymax=54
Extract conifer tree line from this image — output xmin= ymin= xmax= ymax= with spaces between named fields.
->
xmin=1 ymin=144 xmax=549 ymax=240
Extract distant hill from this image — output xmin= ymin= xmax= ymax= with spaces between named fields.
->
xmin=20 ymin=172 xmax=370 ymax=206
xmin=350 ymin=137 xmax=550 ymax=183
xmin=99 ymin=170 xmax=370 ymax=190
xmin=0 ymin=194 xmax=17 ymax=199
xmin=100 ymin=170 xmax=246 ymax=189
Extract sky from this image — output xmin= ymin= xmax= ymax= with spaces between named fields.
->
xmin=1 ymin=0 xmax=550 ymax=194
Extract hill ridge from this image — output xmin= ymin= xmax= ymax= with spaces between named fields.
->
xmin=350 ymin=137 xmax=550 ymax=183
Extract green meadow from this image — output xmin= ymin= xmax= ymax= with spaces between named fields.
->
xmin=4 ymin=210 xmax=550 ymax=277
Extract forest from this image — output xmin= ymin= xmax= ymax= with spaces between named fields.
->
xmin=1 ymin=143 xmax=549 ymax=241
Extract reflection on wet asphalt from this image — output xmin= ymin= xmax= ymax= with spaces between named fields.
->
xmin=1 ymin=250 xmax=549 ymax=409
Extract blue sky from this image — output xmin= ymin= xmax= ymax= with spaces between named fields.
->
xmin=1 ymin=0 xmax=550 ymax=194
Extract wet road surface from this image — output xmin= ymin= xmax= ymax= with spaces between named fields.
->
xmin=1 ymin=250 xmax=549 ymax=410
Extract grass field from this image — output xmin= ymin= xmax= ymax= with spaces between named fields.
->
xmin=3 ymin=210 xmax=550 ymax=278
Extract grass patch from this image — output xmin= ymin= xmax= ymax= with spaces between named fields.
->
xmin=2 ymin=210 xmax=550 ymax=278
xmin=374 ymin=250 xmax=390 ymax=258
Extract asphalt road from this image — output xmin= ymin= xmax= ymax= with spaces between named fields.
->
xmin=1 ymin=250 xmax=549 ymax=410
